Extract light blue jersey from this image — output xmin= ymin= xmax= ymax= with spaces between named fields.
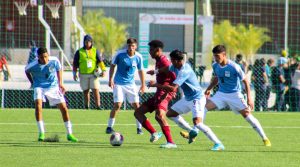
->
xmin=25 ymin=57 xmax=61 ymax=88
xmin=112 ymin=49 xmax=143 ymax=85
xmin=212 ymin=60 xmax=245 ymax=93
xmin=170 ymin=63 xmax=203 ymax=101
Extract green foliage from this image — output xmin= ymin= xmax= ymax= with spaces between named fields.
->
xmin=78 ymin=11 xmax=128 ymax=59
xmin=213 ymin=20 xmax=271 ymax=60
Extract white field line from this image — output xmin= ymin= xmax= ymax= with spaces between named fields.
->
xmin=0 ymin=122 xmax=300 ymax=129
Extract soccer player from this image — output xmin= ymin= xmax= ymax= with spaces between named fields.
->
xmin=106 ymin=38 xmax=145 ymax=134
xmin=205 ymin=45 xmax=271 ymax=146
xmin=152 ymin=49 xmax=224 ymax=151
xmin=135 ymin=40 xmax=177 ymax=148
xmin=25 ymin=47 xmax=78 ymax=142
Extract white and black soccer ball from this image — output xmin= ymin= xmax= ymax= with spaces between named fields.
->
xmin=110 ymin=132 xmax=124 ymax=146
xmin=94 ymin=68 xmax=102 ymax=78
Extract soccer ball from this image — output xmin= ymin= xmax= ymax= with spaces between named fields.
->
xmin=94 ymin=68 xmax=102 ymax=78
xmin=110 ymin=132 xmax=124 ymax=146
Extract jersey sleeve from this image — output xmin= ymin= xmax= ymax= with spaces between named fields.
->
xmin=55 ymin=58 xmax=62 ymax=71
xmin=236 ymin=64 xmax=246 ymax=80
xmin=173 ymin=68 xmax=189 ymax=86
xmin=137 ymin=55 xmax=144 ymax=70
xmin=111 ymin=53 xmax=119 ymax=65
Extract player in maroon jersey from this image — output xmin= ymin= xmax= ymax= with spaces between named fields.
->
xmin=134 ymin=40 xmax=177 ymax=148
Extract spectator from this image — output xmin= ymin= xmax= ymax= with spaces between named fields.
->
xmin=73 ymin=35 xmax=106 ymax=109
xmin=27 ymin=40 xmax=38 ymax=64
xmin=235 ymin=54 xmax=248 ymax=73
xmin=0 ymin=53 xmax=11 ymax=81
xmin=271 ymin=57 xmax=288 ymax=111
xmin=287 ymin=57 xmax=300 ymax=111
xmin=265 ymin=58 xmax=275 ymax=105
xmin=251 ymin=59 xmax=268 ymax=111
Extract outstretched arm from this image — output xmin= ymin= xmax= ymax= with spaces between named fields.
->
xmin=204 ymin=76 xmax=218 ymax=97
xmin=138 ymin=70 xmax=146 ymax=94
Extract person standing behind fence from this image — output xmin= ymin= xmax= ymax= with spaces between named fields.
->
xmin=27 ymin=40 xmax=38 ymax=64
xmin=251 ymin=59 xmax=268 ymax=111
xmin=271 ymin=57 xmax=287 ymax=111
xmin=25 ymin=47 xmax=78 ymax=142
xmin=106 ymin=38 xmax=145 ymax=135
xmin=265 ymin=58 xmax=275 ymax=107
xmin=73 ymin=35 xmax=106 ymax=110
xmin=288 ymin=57 xmax=300 ymax=111
xmin=0 ymin=53 xmax=11 ymax=81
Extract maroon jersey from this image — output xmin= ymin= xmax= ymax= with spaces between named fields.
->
xmin=155 ymin=55 xmax=176 ymax=87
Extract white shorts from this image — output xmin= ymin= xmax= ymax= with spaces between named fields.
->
xmin=171 ymin=96 xmax=206 ymax=119
xmin=210 ymin=91 xmax=248 ymax=114
xmin=113 ymin=84 xmax=139 ymax=103
xmin=34 ymin=87 xmax=65 ymax=106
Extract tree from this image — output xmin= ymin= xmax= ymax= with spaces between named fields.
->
xmin=213 ymin=20 xmax=271 ymax=60
xmin=78 ymin=10 xmax=128 ymax=60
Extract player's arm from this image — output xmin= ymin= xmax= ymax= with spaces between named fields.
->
xmin=96 ymin=50 xmax=106 ymax=77
xmin=25 ymin=71 xmax=33 ymax=86
xmin=138 ymin=70 xmax=146 ymax=94
xmin=148 ymin=80 xmax=178 ymax=92
xmin=242 ymin=78 xmax=253 ymax=110
xmin=205 ymin=76 xmax=218 ymax=97
xmin=72 ymin=51 xmax=80 ymax=81
xmin=108 ymin=64 xmax=116 ymax=89
xmin=57 ymin=70 xmax=66 ymax=94
xmin=146 ymin=66 xmax=169 ymax=75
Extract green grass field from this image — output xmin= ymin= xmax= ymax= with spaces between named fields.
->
xmin=1 ymin=109 xmax=300 ymax=167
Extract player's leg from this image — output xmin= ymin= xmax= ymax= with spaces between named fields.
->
xmin=191 ymin=97 xmax=224 ymax=150
xmin=35 ymin=99 xmax=45 ymax=141
xmin=228 ymin=92 xmax=271 ymax=146
xmin=46 ymin=87 xmax=78 ymax=142
xmin=34 ymin=88 xmax=45 ymax=141
xmin=106 ymin=84 xmax=124 ymax=134
xmin=57 ymin=102 xmax=78 ymax=142
xmin=167 ymin=98 xmax=193 ymax=132
xmin=127 ymin=84 xmax=143 ymax=134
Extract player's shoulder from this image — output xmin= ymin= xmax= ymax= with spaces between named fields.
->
xmin=115 ymin=49 xmax=127 ymax=57
xmin=212 ymin=62 xmax=218 ymax=68
xmin=25 ymin=60 xmax=38 ymax=71
xmin=228 ymin=60 xmax=242 ymax=71
xmin=134 ymin=51 xmax=143 ymax=59
xmin=49 ymin=56 xmax=60 ymax=63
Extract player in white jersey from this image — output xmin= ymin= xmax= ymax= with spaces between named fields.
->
xmin=151 ymin=50 xmax=224 ymax=150
xmin=205 ymin=45 xmax=271 ymax=146
xmin=106 ymin=38 xmax=145 ymax=134
xmin=25 ymin=48 xmax=78 ymax=142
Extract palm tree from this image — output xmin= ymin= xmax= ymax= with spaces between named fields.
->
xmin=77 ymin=10 xmax=128 ymax=60
xmin=213 ymin=20 xmax=271 ymax=61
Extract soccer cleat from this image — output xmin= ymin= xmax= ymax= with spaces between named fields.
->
xmin=188 ymin=130 xmax=198 ymax=144
xmin=150 ymin=132 xmax=163 ymax=143
xmin=211 ymin=143 xmax=225 ymax=151
xmin=180 ymin=131 xmax=189 ymax=139
xmin=67 ymin=134 xmax=78 ymax=142
xmin=160 ymin=142 xmax=177 ymax=149
xmin=263 ymin=139 xmax=271 ymax=147
xmin=38 ymin=133 xmax=45 ymax=141
xmin=137 ymin=128 xmax=143 ymax=135
xmin=106 ymin=127 xmax=115 ymax=134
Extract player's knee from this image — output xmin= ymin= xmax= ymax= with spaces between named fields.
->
xmin=155 ymin=113 xmax=164 ymax=122
xmin=113 ymin=103 xmax=122 ymax=111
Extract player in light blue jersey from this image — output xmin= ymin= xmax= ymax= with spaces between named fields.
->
xmin=25 ymin=48 xmax=78 ymax=142
xmin=205 ymin=45 xmax=271 ymax=147
xmin=151 ymin=50 xmax=224 ymax=150
xmin=106 ymin=38 xmax=145 ymax=134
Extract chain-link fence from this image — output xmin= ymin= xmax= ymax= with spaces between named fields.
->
xmin=0 ymin=0 xmax=299 ymax=111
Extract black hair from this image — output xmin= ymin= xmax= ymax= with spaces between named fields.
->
xmin=127 ymin=38 xmax=137 ymax=44
xmin=37 ymin=47 xmax=48 ymax=55
xmin=169 ymin=49 xmax=184 ymax=60
xmin=212 ymin=45 xmax=226 ymax=54
xmin=29 ymin=40 xmax=36 ymax=47
xmin=148 ymin=40 xmax=164 ymax=49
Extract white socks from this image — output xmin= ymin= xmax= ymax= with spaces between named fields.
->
xmin=108 ymin=118 xmax=115 ymax=128
xmin=170 ymin=115 xmax=193 ymax=132
xmin=64 ymin=121 xmax=73 ymax=135
xmin=37 ymin=121 xmax=45 ymax=133
xmin=245 ymin=114 xmax=268 ymax=140
xmin=136 ymin=119 xmax=142 ymax=129
xmin=194 ymin=123 xmax=221 ymax=144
